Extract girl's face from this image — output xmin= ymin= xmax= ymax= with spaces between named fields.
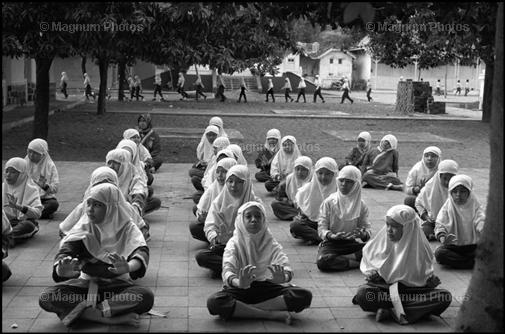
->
xmin=451 ymin=185 xmax=470 ymax=205
xmin=282 ymin=140 xmax=294 ymax=154
xmin=138 ymin=118 xmax=148 ymax=130
xmin=4 ymin=167 xmax=20 ymax=185
xmin=27 ymin=149 xmax=43 ymax=164
xmin=107 ymin=160 xmax=121 ymax=174
xmin=338 ymin=177 xmax=355 ymax=195
xmin=215 ymin=166 xmax=228 ymax=185
xmin=423 ymin=152 xmax=439 ymax=169
xmin=213 ymin=146 xmax=220 ymax=155
xmin=267 ymin=138 xmax=278 ymax=147
xmin=129 ymin=134 xmax=141 ymax=145
xmin=206 ymin=132 xmax=218 ymax=144
xmin=386 ymin=217 xmax=403 ymax=242
xmin=381 ymin=140 xmax=391 ymax=151
xmin=243 ymin=206 xmax=264 ymax=235
xmin=440 ymin=173 xmax=455 ymax=188
xmin=295 ymin=165 xmax=309 ymax=180
xmin=86 ymin=198 xmax=107 ymax=225
xmin=317 ymin=168 xmax=335 ymax=186
xmin=226 ymin=175 xmax=245 ymax=198
xmin=357 ymin=138 xmax=367 ymax=149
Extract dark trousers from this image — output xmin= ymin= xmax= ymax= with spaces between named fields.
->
xmin=41 ymin=198 xmax=59 ymax=219
xmin=403 ymin=195 xmax=418 ymax=214
xmin=10 ymin=218 xmax=39 ymax=245
xmin=189 ymin=220 xmax=208 ymax=243
xmin=464 ymin=88 xmax=470 ymax=96
xmin=255 ymin=170 xmax=270 ymax=182
xmin=144 ymin=193 xmax=161 ymax=215
xmin=316 ymin=239 xmax=365 ymax=271
xmin=435 ymin=87 xmax=441 ymax=96
xmin=435 ymin=244 xmax=476 ymax=269
xmin=195 ymin=85 xmax=207 ymax=100
xmin=135 ymin=86 xmax=143 ymax=100
xmin=285 ymin=88 xmax=293 ymax=102
xmin=264 ymin=178 xmax=280 ymax=193
xmin=2 ymin=261 xmax=12 ymax=282
xmin=61 ymin=82 xmax=68 ymax=98
xmin=192 ymin=191 xmax=203 ymax=204
xmin=313 ymin=87 xmax=325 ymax=102
xmin=341 ymin=88 xmax=353 ymax=103
xmin=266 ymin=88 xmax=275 ymax=102
xmin=85 ymin=85 xmax=95 ymax=100
xmin=455 ymin=87 xmax=461 ymax=95
xmin=207 ymin=280 xmax=312 ymax=320
xmin=216 ymin=85 xmax=226 ymax=102
xmin=145 ymin=167 xmax=154 ymax=186
xmin=366 ymin=88 xmax=372 ymax=101
xmin=353 ymin=283 xmax=452 ymax=323
xmin=271 ymin=200 xmax=298 ymax=221
xmin=39 ymin=283 xmax=154 ymax=327
xmin=290 ymin=213 xmax=321 ymax=244
xmin=151 ymin=155 xmax=162 ymax=171
xmin=153 ymin=84 xmax=163 ymax=99
xmin=238 ymin=87 xmax=247 ymax=102
xmin=177 ymin=86 xmax=189 ymax=98
xmin=195 ymin=244 xmax=226 ymax=276
xmin=189 ymin=163 xmax=206 ymax=178
xmin=191 ymin=175 xmax=204 ymax=192
xmin=296 ymin=88 xmax=306 ymax=102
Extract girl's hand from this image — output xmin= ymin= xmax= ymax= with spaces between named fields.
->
xmin=442 ymin=234 xmax=457 ymax=245
xmin=57 ymin=256 xmax=81 ymax=277
xmin=237 ymin=265 xmax=257 ymax=289
xmin=267 ymin=264 xmax=286 ymax=284
xmin=365 ymin=270 xmax=380 ymax=282
xmin=331 ymin=232 xmax=355 ymax=240
xmin=107 ymin=253 xmax=130 ymax=275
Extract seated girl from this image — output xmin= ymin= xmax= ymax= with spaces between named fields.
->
xmin=415 ymin=160 xmax=459 ymax=240
xmin=361 ymin=134 xmax=403 ymax=191
xmin=207 ymin=201 xmax=312 ymax=324
xmin=190 ymin=157 xmax=237 ymax=242
xmin=352 ymin=205 xmax=452 ymax=325
xmin=196 ymin=165 xmax=261 ymax=277
xmin=209 ymin=116 xmax=227 ymax=138
xmin=189 ymin=125 xmax=220 ymax=180
xmin=317 ymin=166 xmax=371 ymax=271
xmin=271 ymin=156 xmax=313 ymax=221
xmin=39 ymin=183 xmax=154 ymax=328
xmin=195 ymin=147 xmax=235 ymax=204
xmin=59 ymin=166 xmax=149 ymax=241
xmin=342 ymin=131 xmax=371 ymax=171
xmin=255 ymin=129 xmax=281 ymax=182
xmin=123 ymin=129 xmax=156 ymax=186
xmin=25 ymin=138 xmax=60 ymax=219
xmin=192 ymin=136 xmax=230 ymax=194
xmin=228 ymin=144 xmax=248 ymax=166
xmin=137 ymin=113 xmax=163 ymax=171
xmin=2 ymin=209 xmax=13 ymax=282
xmin=265 ymin=136 xmax=301 ymax=193
xmin=404 ymin=146 xmax=441 ymax=211
xmin=434 ymin=175 xmax=485 ymax=269
xmin=3 ymin=157 xmax=43 ymax=246
xmin=290 ymin=157 xmax=338 ymax=245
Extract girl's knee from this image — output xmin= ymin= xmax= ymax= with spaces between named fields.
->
xmin=39 ymin=286 xmax=60 ymax=311
xmin=136 ymin=288 xmax=154 ymax=313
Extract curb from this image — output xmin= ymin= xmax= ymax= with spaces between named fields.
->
xmin=2 ymin=99 xmax=85 ymax=132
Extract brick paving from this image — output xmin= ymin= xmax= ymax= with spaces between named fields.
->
xmin=2 ymin=161 xmax=489 ymax=332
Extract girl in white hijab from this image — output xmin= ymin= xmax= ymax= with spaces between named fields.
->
xmin=59 ymin=167 xmax=149 ymax=241
xmin=265 ymin=135 xmax=301 ymax=193
xmin=196 ymin=165 xmax=261 ymax=277
xmin=209 ymin=116 xmax=227 ymax=138
xmin=228 ymin=144 xmax=247 ymax=166
xmin=60 ymin=71 xmax=69 ymax=98
xmin=290 ymin=157 xmax=338 ymax=245
xmin=200 ymin=148 xmax=236 ymax=193
xmin=282 ymin=77 xmax=294 ymax=102
xmin=344 ymin=131 xmax=371 ymax=173
xmin=266 ymin=78 xmax=275 ymax=102
xmin=123 ymin=129 xmax=155 ymax=186
xmin=192 ymin=136 xmax=231 ymax=193
xmin=2 ymin=207 xmax=12 ymax=282
xmin=255 ymin=128 xmax=281 ymax=182
xmin=316 ymin=165 xmax=370 ymax=271
xmin=415 ymin=159 xmax=459 ymax=240
xmin=190 ymin=157 xmax=237 ymax=242
xmin=206 ymin=201 xmax=312 ymax=324
xmin=404 ymin=146 xmax=442 ymax=210
xmin=189 ymin=125 xmax=220 ymax=189
xmin=353 ymin=205 xmax=452 ymax=325
xmin=39 ymin=183 xmax=154 ymax=328
xmin=3 ymin=157 xmax=43 ymax=245
xmin=434 ymin=175 xmax=485 ymax=269
xmin=362 ymin=134 xmax=403 ymax=191
xmin=271 ymin=156 xmax=313 ymax=221
xmin=25 ymin=138 xmax=60 ymax=219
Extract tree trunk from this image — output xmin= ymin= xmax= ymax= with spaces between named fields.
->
xmin=455 ymin=3 xmax=503 ymax=331
xmin=118 ymin=59 xmax=126 ymax=101
xmin=481 ymin=60 xmax=494 ymax=123
xmin=97 ymin=58 xmax=109 ymax=115
xmin=81 ymin=56 xmax=87 ymax=75
xmin=33 ymin=57 xmax=54 ymax=140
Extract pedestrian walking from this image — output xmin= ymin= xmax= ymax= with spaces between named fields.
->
xmin=60 ymin=72 xmax=68 ymax=99
xmin=134 ymin=75 xmax=144 ymax=101
xmin=282 ymin=77 xmax=294 ymax=102
xmin=83 ymin=73 xmax=96 ymax=102
xmin=177 ymin=72 xmax=190 ymax=100
xmin=195 ymin=74 xmax=207 ymax=101
xmin=455 ymin=80 xmax=461 ymax=95
xmin=265 ymin=78 xmax=275 ymax=102
xmin=296 ymin=76 xmax=306 ymax=103
xmin=313 ymin=75 xmax=325 ymax=103
xmin=238 ymin=77 xmax=248 ymax=103
xmin=366 ymin=79 xmax=373 ymax=102
xmin=216 ymin=74 xmax=227 ymax=102
xmin=435 ymin=79 xmax=441 ymax=96
xmin=464 ymin=79 xmax=470 ymax=96
xmin=127 ymin=75 xmax=135 ymax=101
xmin=340 ymin=78 xmax=353 ymax=104
xmin=153 ymin=74 xmax=164 ymax=101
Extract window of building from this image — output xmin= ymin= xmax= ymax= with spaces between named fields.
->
xmin=338 ymin=58 xmax=343 ymax=64
xmin=287 ymin=58 xmax=295 ymax=63
xmin=330 ymin=58 xmax=334 ymax=64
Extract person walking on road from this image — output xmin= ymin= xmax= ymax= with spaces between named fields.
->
xmin=216 ymin=74 xmax=227 ymax=102
xmin=60 ymin=72 xmax=69 ymax=99
xmin=177 ymin=72 xmax=190 ymax=100
xmin=282 ymin=77 xmax=294 ymax=102
xmin=265 ymin=78 xmax=275 ymax=102
xmin=313 ymin=75 xmax=325 ymax=103
xmin=296 ymin=76 xmax=307 ymax=103
xmin=366 ymin=79 xmax=373 ymax=102
xmin=238 ymin=77 xmax=248 ymax=103
xmin=195 ymin=74 xmax=207 ymax=101
xmin=340 ymin=78 xmax=353 ymax=104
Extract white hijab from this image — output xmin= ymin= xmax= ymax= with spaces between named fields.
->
xmin=436 ymin=175 xmax=485 ymax=245
xmin=271 ymin=136 xmax=302 ymax=176
xmin=326 ymin=165 xmax=362 ymax=221
xmin=197 ymin=157 xmax=237 ymax=214
xmin=296 ymin=157 xmax=338 ymax=221
xmin=285 ymin=156 xmax=313 ymax=203
xmin=209 ymin=117 xmax=227 ymax=138
xmin=61 ymin=183 xmax=146 ymax=264
xmin=196 ymin=125 xmax=220 ymax=163
xmin=122 ymin=128 xmax=151 ymax=162
xmin=223 ymin=201 xmax=290 ymax=282
xmin=408 ymin=146 xmax=442 ymax=185
xmin=417 ymin=159 xmax=458 ymax=219
xmin=264 ymin=128 xmax=281 ymax=154
xmin=228 ymin=144 xmax=247 ymax=165
xmin=116 ymin=139 xmax=146 ymax=183
xmin=24 ymin=138 xmax=57 ymax=186
xmin=361 ymin=205 xmax=434 ymax=287
xmin=357 ymin=131 xmax=372 ymax=154
xmin=105 ymin=149 xmax=137 ymax=197
xmin=373 ymin=134 xmax=398 ymax=165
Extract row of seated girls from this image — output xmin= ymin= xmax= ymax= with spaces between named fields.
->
xmin=184 ymin=118 xmax=486 ymax=325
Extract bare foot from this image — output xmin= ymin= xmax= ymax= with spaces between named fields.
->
xmin=109 ymin=313 xmax=140 ymax=327
xmin=269 ymin=311 xmax=291 ymax=324
xmin=285 ymin=312 xmax=294 ymax=325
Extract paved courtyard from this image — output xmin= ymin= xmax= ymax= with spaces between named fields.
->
xmin=2 ymin=160 xmax=489 ymax=332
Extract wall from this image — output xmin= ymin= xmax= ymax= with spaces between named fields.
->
xmin=278 ymin=53 xmax=302 ymax=76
